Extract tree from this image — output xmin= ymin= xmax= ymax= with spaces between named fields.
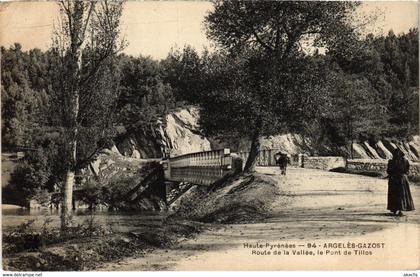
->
xmin=325 ymin=70 xmax=385 ymax=158
xmin=117 ymin=55 xmax=175 ymax=135
xmin=203 ymin=1 xmax=363 ymax=172
xmin=160 ymin=46 xmax=205 ymax=103
xmin=1 ymin=44 xmax=49 ymax=149
xmin=329 ymin=28 xmax=419 ymax=140
xmin=4 ymin=145 xmax=57 ymax=207
xmin=50 ymin=1 xmax=124 ymax=229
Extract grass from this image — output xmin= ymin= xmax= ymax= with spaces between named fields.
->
xmin=3 ymin=216 xmax=203 ymax=271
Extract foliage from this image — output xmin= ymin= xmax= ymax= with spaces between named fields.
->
xmin=2 ymin=219 xmax=40 ymax=253
xmin=116 ymin=54 xmax=177 ymax=135
xmin=5 ymin=149 xmax=51 ymax=206
xmin=160 ymin=46 xmax=205 ymax=103
xmin=49 ymin=1 xmax=125 ymax=171
xmin=1 ymin=44 xmax=50 ymax=148
xmin=317 ymin=68 xmax=386 ymax=157
xmin=101 ymin=173 xmax=139 ymax=210
xmin=77 ymin=181 xmax=104 ymax=209
xmin=4 ymin=217 xmax=202 ymax=271
xmin=205 ymin=1 xmax=361 ymax=56
xmin=182 ymin=1 xmax=418 ymax=164
xmin=328 ymin=28 xmax=419 ymax=140
xmin=3 ymin=134 xmax=66 ymax=207
xmin=48 ymin=1 xmax=126 ymax=227
xmin=32 ymin=188 xmax=52 ymax=207
xmin=3 ymin=216 xmax=109 ymax=255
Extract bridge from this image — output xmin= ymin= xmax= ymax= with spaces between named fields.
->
xmin=50 ymin=147 xmax=299 ymax=210
xmin=104 ymin=148 xmax=295 ymax=209
xmin=162 ymin=148 xmax=243 ymax=186
xmin=59 ymin=148 xmax=244 ymax=210
xmin=162 ymin=148 xmax=304 ymax=185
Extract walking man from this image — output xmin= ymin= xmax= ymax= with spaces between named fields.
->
xmin=275 ymin=152 xmax=290 ymax=175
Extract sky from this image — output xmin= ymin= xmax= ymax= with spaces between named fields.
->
xmin=0 ymin=1 xmax=418 ymax=60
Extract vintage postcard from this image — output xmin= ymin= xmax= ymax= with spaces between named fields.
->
xmin=0 ymin=0 xmax=419 ymax=273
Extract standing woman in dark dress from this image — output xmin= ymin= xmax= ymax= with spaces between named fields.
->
xmin=387 ymin=148 xmax=415 ymax=216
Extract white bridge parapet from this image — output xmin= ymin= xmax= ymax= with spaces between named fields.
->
xmin=163 ymin=149 xmax=236 ymax=186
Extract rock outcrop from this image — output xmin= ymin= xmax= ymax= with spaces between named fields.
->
xmin=238 ymin=134 xmax=312 ymax=154
xmin=82 ymin=148 xmax=147 ymax=183
xmin=115 ymin=107 xmax=211 ymax=159
xmin=238 ymin=134 xmax=420 ymax=161
xmin=350 ymin=136 xmax=420 ymax=161
xmin=160 ymin=108 xmax=211 ymax=157
xmin=375 ymin=141 xmax=393 ymax=159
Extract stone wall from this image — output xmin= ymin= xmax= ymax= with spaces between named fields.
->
xmin=301 ymin=156 xmax=346 ymax=171
xmin=347 ymin=159 xmax=420 ymax=177
xmin=237 ymin=135 xmax=420 ymax=162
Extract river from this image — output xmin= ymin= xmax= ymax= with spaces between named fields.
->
xmin=2 ymin=206 xmax=167 ymax=233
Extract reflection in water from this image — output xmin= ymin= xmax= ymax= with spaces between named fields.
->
xmin=3 ymin=207 xmax=110 ymax=216
xmin=2 ymin=207 xmax=167 ymax=233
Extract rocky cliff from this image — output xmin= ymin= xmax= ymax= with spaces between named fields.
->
xmin=115 ymin=107 xmax=211 ymax=159
xmin=239 ymin=134 xmax=311 ymax=154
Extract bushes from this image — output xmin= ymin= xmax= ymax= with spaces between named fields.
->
xmin=77 ymin=181 xmax=105 ymax=209
xmin=4 ymin=140 xmax=65 ymax=207
xmin=3 ymin=216 xmax=111 ymax=255
xmin=100 ymin=174 xmax=139 ymax=210
xmin=3 ymin=216 xmax=203 ymax=271
xmin=3 ymin=219 xmax=41 ymax=253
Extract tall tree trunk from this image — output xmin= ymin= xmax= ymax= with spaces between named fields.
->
xmin=349 ymin=120 xmax=354 ymax=159
xmin=61 ymin=73 xmax=80 ymax=231
xmin=61 ymin=107 xmax=78 ymax=230
xmin=61 ymin=170 xmax=75 ymax=229
xmin=244 ymin=127 xmax=261 ymax=173
xmin=60 ymin=6 xmax=84 ymax=228
xmin=57 ymin=1 xmax=122 ymax=230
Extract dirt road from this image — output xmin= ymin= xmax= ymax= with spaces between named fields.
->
xmin=99 ymin=167 xmax=419 ymax=270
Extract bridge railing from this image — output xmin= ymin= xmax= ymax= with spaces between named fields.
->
xmin=163 ymin=149 xmax=237 ymax=186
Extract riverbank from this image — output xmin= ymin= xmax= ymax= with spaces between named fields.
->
xmin=3 ymin=172 xmax=279 ymax=271
xmin=2 ymin=204 xmax=25 ymax=210
xmin=3 ymin=216 xmax=205 ymax=271
xmin=173 ymin=173 xmax=279 ymax=223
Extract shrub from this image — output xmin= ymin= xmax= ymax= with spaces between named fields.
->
xmin=3 ymin=215 xmax=111 ymax=255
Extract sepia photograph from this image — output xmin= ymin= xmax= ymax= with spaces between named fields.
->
xmin=0 ymin=0 xmax=419 ymax=272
